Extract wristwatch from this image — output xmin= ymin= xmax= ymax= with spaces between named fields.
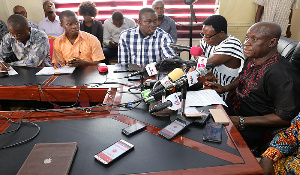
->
xmin=238 ymin=116 xmax=245 ymax=130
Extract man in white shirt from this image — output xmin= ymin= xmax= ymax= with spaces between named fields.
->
xmin=38 ymin=0 xmax=64 ymax=39
xmin=103 ymin=11 xmax=136 ymax=64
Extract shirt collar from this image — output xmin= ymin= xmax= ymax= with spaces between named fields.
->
xmin=135 ymin=26 xmax=158 ymax=38
xmin=46 ymin=16 xmax=60 ymax=22
xmin=62 ymin=30 xmax=84 ymax=42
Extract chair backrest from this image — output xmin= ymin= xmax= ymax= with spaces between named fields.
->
xmin=49 ymin=38 xmax=55 ymax=61
xmin=290 ymin=43 xmax=300 ymax=71
xmin=277 ymin=36 xmax=299 ymax=60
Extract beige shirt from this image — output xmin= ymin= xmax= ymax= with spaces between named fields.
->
xmin=254 ymin=0 xmax=298 ymax=35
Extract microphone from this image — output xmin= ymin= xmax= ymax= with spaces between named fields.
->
xmin=184 ymin=0 xmax=198 ymax=5
xmin=125 ymin=63 xmax=158 ymax=78
xmin=149 ymin=93 xmax=181 ymax=113
xmin=190 ymin=46 xmax=203 ymax=56
xmin=169 ymin=43 xmax=203 ymax=56
xmin=147 ymin=68 xmax=184 ymax=97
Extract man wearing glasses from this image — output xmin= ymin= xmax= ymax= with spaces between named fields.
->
xmin=13 ymin=5 xmax=38 ymax=29
xmin=199 ymin=15 xmax=244 ymax=99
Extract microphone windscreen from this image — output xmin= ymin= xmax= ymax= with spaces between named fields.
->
xmin=190 ymin=47 xmax=203 ymax=56
xmin=98 ymin=66 xmax=108 ymax=73
xmin=168 ymin=68 xmax=184 ymax=82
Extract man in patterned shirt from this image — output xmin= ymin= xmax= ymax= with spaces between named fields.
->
xmin=152 ymin=0 xmax=177 ymax=43
xmin=207 ymin=22 xmax=300 ymax=149
xmin=254 ymin=0 xmax=298 ymax=38
xmin=118 ymin=7 xmax=176 ymax=65
xmin=260 ymin=113 xmax=300 ymax=174
xmin=13 ymin=5 xmax=38 ymax=29
xmin=199 ymin=15 xmax=245 ymax=99
xmin=0 ymin=14 xmax=51 ymax=71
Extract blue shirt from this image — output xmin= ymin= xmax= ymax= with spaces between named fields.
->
xmin=0 ymin=28 xmax=52 ymax=67
xmin=159 ymin=15 xmax=177 ymax=43
xmin=118 ymin=26 xmax=175 ymax=65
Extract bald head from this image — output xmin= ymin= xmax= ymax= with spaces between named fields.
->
xmin=7 ymin=14 xmax=29 ymax=29
xmin=248 ymin=22 xmax=281 ymax=40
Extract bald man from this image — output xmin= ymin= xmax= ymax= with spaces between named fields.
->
xmin=207 ymin=22 xmax=300 ymax=148
xmin=0 ymin=14 xmax=51 ymax=71
xmin=13 ymin=5 xmax=38 ymax=29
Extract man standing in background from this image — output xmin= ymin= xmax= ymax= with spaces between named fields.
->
xmin=254 ymin=0 xmax=298 ymax=38
xmin=152 ymin=0 xmax=177 ymax=43
xmin=39 ymin=0 xmax=64 ymax=39
xmin=13 ymin=5 xmax=38 ymax=29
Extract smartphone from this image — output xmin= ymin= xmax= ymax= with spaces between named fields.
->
xmin=94 ymin=139 xmax=134 ymax=164
xmin=158 ymin=118 xmax=191 ymax=139
xmin=113 ymin=63 xmax=130 ymax=73
xmin=122 ymin=122 xmax=146 ymax=136
xmin=203 ymin=122 xmax=222 ymax=143
xmin=184 ymin=107 xmax=202 ymax=117
xmin=194 ymin=113 xmax=211 ymax=126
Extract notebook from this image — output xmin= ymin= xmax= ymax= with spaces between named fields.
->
xmin=17 ymin=142 xmax=78 ymax=175
xmin=35 ymin=66 xmax=76 ymax=75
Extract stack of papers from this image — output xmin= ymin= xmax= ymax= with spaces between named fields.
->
xmin=185 ymin=89 xmax=227 ymax=107
xmin=0 ymin=66 xmax=18 ymax=75
xmin=35 ymin=66 xmax=76 ymax=75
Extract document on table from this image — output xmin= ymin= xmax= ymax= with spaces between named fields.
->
xmin=35 ymin=66 xmax=76 ymax=75
xmin=0 ymin=66 xmax=18 ymax=75
xmin=185 ymin=89 xmax=227 ymax=107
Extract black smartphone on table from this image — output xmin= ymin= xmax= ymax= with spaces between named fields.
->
xmin=158 ymin=118 xmax=191 ymax=139
xmin=122 ymin=122 xmax=146 ymax=136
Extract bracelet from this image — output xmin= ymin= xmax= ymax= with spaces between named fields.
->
xmin=238 ymin=116 xmax=245 ymax=130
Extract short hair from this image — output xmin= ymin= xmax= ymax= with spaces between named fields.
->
xmin=203 ymin=15 xmax=227 ymax=34
xmin=152 ymin=0 xmax=165 ymax=8
xmin=112 ymin=11 xmax=124 ymax=21
xmin=139 ymin=8 xmax=156 ymax=20
xmin=13 ymin=5 xmax=25 ymax=12
xmin=59 ymin=10 xmax=77 ymax=22
xmin=78 ymin=1 xmax=98 ymax=17
xmin=43 ymin=1 xmax=55 ymax=8
xmin=7 ymin=14 xmax=29 ymax=29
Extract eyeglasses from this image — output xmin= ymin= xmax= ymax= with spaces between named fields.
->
xmin=200 ymin=32 xmax=219 ymax=40
xmin=14 ymin=11 xmax=26 ymax=15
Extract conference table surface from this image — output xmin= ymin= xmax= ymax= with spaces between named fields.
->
xmin=0 ymin=75 xmax=264 ymax=175
xmin=0 ymin=66 xmax=136 ymax=103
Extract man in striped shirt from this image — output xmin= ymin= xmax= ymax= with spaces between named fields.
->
xmin=118 ymin=8 xmax=176 ymax=65
xmin=254 ymin=0 xmax=298 ymax=38
xmin=199 ymin=15 xmax=244 ymax=99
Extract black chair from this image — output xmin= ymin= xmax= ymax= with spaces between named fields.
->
xmin=290 ymin=43 xmax=300 ymax=71
xmin=277 ymin=36 xmax=299 ymax=60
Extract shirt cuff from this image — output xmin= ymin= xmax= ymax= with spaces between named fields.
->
xmin=262 ymin=147 xmax=282 ymax=162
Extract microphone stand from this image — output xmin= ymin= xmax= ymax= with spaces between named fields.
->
xmin=140 ymin=74 xmax=145 ymax=91
xmin=180 ymin=78 xmax=188 ymax=117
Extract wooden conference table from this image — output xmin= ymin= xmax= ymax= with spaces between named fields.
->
xmin=0 ymin=66 xmax=263 ymax=174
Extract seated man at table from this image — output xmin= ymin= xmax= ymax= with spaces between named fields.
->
xmin=199 ymin=15 xmax=245 ymax=99
xmin=52 ymin=10 xmax=105 ymax=68
xmin=207 ymin=22 xmax=300 ymax=149
xmin=0 ymin=14 xmax=52 ymax=71
xmin=260 ymin=113 xmax=300 ymax=175
xmin=118 ymin=7 xmax=175 ymax=65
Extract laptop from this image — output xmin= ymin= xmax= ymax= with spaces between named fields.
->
xmin=17 ymin=142 xmax=78 ymax=175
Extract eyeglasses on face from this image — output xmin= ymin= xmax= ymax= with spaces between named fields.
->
xmin=14 ymin=11 xmax=26 ymax=15
xmin=200 ymin=32 xmax=219 ymax=40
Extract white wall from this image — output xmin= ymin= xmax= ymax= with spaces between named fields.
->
xmin=0 ymin=0 xmax=44 ymax=24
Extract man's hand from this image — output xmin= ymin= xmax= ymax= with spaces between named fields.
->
xmin=205 ymin=81 xmax=225 ymax=94
xmin=53 ymin=59 xmax=66 ymax=69
xmin=0 ymin=62 xmax=9 ymax=71
xmin=260 ymin=156 xmax=275 ymax=175
xmin=109 ymin=40 xmax=118 ymax=48
xmin=67 ymin=57 xmax=89 ymax=67
xmin=204 ymin=71 xmax=218 ymax=82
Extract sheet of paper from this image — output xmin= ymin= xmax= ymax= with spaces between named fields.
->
xmin=35 ymin=66 xmax=76 ymax=75
xmin=0 ymin=66 xmax=18 ymax=75
xmin=185 ymin=89 xmax=227 ymax=107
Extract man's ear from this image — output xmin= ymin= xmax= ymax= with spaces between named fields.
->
xmin=60 ymin=22 xmax=63 ymax=28
xmin=269 ymin=38 xmax=279 ymax=48
xmin=137 ymin=19 xmax=141 ymax=26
